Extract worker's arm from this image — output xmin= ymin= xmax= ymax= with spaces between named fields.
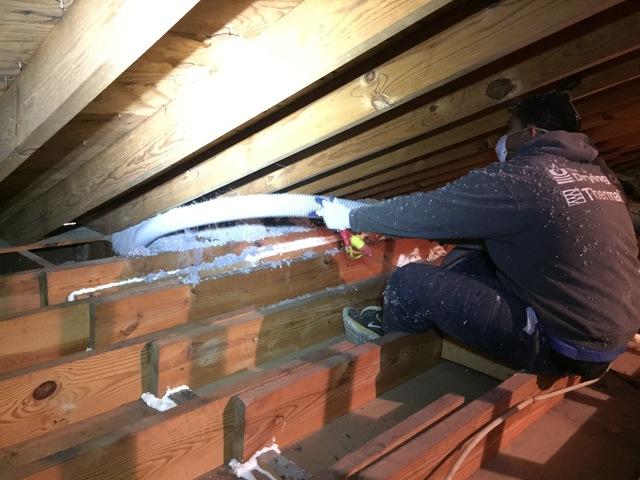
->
xmin=348 ymin=167 xmax=525 ymax=240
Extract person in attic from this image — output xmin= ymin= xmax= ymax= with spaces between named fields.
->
xmin=316 ymin=91 xmax=640 ymax=380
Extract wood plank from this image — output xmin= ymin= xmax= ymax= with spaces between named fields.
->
xmin=0 ymin=341 xmax=150 ymax=449
xmin=329 ymin=393 xmax=465 ymax=480
xmin=14 ymin=339 xmax=359 ymax=479
xmin=91 ymin=239 xmax=434 ymax=348
xmin=1 ymin=0 xmax=452 ymax=244
xmin=303 ymin=129 xmax=500 ymax=196
xmin=358 ymin=374 xmax=578 ymax=480
xmin=332 ymin=146 xmax=494 ymax=198
xmin=0 ymin=0 xmax=200 ymax=184
xmin=0 ymin=401 xmax=155 ymax=473
xmin=0 ymin=0 xmax=69 ymax=84
xmin=348 ymin=73 xmax=640 ymax=199
xmin=426 ymin=394 xmax=566 ymax=480
xmin=18 ymin=396 xmax=226 ymax=480
xmin=0 ymin=269 xmax=42 ymax=315
xmin=441 ymin=339 xmax=515 ymax=381
xmin=239 ymin=4 xmax=640 ymax=196
xmin=0 ymin=302 xmax=90 ymax=374
xmin=231 ymin=331 xmax=442 ymax=461
xmin=151 ymin=276 xmax=387 ymax=394
xmin=45 ymin=229 xmax=334 ymax=305
xmin=0 ymin=233 xmax=108 ymax=256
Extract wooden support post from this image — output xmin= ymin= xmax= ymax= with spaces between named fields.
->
xmin=231 ymin=331 xmax=442 ymax=461
xmin=329 ymin=393 xmax=465 ymax=480
xmin=357 ymin=374 xmax=579 ymax=480
xmin=0 ymin=0 xmax=200 ymax=184
xmin=151 ymin=276 xmax=387 ymax=394
xmin=0 ymin=302 xmax=90 ymax=373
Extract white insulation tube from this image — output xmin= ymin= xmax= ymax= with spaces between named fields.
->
xmin=111 ymin=194 xmax=365 ymax=255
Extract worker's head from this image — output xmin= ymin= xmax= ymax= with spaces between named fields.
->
xmin=496 ymin=91 xmax=581 ymax=162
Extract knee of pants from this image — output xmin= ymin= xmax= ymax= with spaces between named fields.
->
xmin=383 ymin=262 xmax=439 ymax=331
xmin=386 ymin=262 xmax=439 ymax=295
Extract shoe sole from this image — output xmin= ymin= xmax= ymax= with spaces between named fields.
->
xmin=342 ymin=307 xmax=380 ymax=345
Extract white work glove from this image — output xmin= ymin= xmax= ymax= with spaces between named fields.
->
xmin=316 ymin=199 xmax=351 ymax=230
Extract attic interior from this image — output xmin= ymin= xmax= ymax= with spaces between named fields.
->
xmin=0 ymin=0 xmax=639 ymax=479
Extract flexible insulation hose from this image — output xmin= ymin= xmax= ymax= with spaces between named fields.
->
xmin=111 ymin=194 xmax=365 ymax=255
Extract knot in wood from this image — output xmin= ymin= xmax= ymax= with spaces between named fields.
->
xmin=486 ymin=78 xmax=516 ymax=100
xmin=363 ymin=70 xmax=376 ymax=84
xmin=371 ymin=93 xmax=393 ymax=111
xmin=33 ymin=380 xmax=57 ymax=400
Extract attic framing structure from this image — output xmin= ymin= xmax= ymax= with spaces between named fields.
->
xmin=1 ymin=0 xmax=640 ymax=479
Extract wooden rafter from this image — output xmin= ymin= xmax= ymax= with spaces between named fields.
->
xmin=0 ymin=0 xmax=303 ymax=223
xmin=0 ymin=0 xmax=453 ymax=244
xmin=0 ymin=0 xmax=200 ymax=184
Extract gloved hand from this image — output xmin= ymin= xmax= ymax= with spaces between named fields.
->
xmin=316 ymin=198 xmax=352 ymax=230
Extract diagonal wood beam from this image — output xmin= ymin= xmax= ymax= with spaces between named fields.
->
xmin=299 ymin=51 xmax=640 ymax=196
xmin=270 ymin=7 xmax=640 ymax=196
xmin=88 ymin=0 xmax=627 ymax=236
xmin=0 ymin=0 xmax=453 ymax=244
xmin=0 ymin=0 xmax=200 ymax=184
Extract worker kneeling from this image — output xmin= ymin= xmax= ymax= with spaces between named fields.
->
xmin=316 ymin=92 xmax=640 ymax=380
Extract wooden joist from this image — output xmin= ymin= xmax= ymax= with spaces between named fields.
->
xmin=357 ymin=374 xmax=579 ymax=480
xmin=0 ymin=0 xmax=200 ymax=184
xmin=0 ymin=238 xmax=436 ymax=358
xmin=0 ymin=269 xmax=42 ymax=315
xmin=11 ymin=337 xmax=360 ymax=479
xmin=45 ymin=229 xmax=335 ymax=305
xmin=0 ymin=302 xmax=90 ymax=374
xmin=90 ymin=239 xmax=422 ymax=348
xmin=0 ymin=340 xmax=150 ymax=449
xmin=329 ymin=393 xmax=465 ymax=480
xmin=0 ymin=0 xmax=453 ymax=244
xmin=151 ymin=276 xmax=388 ymax=394
xmin=230 ymin=331 xmax=442 ymax=461
xmin=87 ymin=0 xmax=627 ymax=236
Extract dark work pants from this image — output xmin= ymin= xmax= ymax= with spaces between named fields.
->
xmin=382 ymin=250 xmax=560 ymax=374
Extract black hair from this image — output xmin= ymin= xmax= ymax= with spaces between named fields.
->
xmin=511 ymin=91 xmax=581 ymax=132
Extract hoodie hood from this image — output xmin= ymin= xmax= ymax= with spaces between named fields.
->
xmin=517 ymin=130 xmax=599 ymax=164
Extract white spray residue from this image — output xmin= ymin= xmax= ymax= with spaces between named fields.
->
xmin=67 ymin=235 xmax=337 ymax=301
xmin=140 ymin=385 xmax=190 ymax=412
xmin=229 ymin=442 xmax=281 ymax=480
xmin=128 ymin=223 xmax=312 ymax=256
xmin=244 ymin=236 xmax=335 ymax=263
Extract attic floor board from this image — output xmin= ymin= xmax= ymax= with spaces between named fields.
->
xmin=470 ymin=372 xmax=640 ymax=480
xmin=282 ymin=361 xmax=499 ymax=477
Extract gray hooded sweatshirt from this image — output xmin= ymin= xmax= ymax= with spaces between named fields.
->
xmin=350 ymin=131 xmax=640 ymax=355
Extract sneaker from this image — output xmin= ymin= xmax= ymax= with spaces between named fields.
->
xmin=342 ymin=306 xmax=384 ymax=344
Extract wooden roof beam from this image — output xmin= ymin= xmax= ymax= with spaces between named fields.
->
xmin=0 ymin=0 xmax=200 ymax=184
xmin=0 ymin=0 xmax=454 ymax=244
xmin=319 ymin=55 xmax=640 ymax=197
xmin=87 ymin=0 xmax=627 ymax=237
